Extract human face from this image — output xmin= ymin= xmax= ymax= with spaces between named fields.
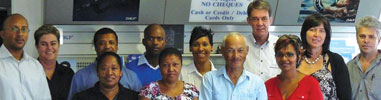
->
xmin=143 ymin=27 xmax=166 ymax=56
xmin=97 ymin=55 xmax=122 ymax=88
xmin=222 ymin=36 xmax=248 ymax=69
xmin=357 ymin=27 xmax=380 ymax=54
xmin=306 ymin=23 xmax=326 ymax=49
xmin=37 ymin=34 xmax=59 ymax=61
xmin=160 ymin=54 xmax=181 ymax=83
xmin=95 ymin=33 xmax=118 ymax=56
xmin=247 ymin=9 xmax=273 ymax=37
xmin=275 ymin=44 xmax=298 ymax=72
xmin=0 ymin=16 xmax=29 ymax=51
xmin=191 ymin=36 xmax=213 ymax=63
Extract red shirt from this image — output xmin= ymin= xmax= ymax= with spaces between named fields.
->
xmin=265 ymin=75 xmax=323 ymax=100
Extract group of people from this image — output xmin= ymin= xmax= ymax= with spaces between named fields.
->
xmin=0 ymin=0 xmax=380 ymax=100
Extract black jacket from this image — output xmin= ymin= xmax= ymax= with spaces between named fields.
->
xmin=327 ymin=51 xmax=352 ymax=100
xmin=72 ymin=82 xmax=138 ymax=100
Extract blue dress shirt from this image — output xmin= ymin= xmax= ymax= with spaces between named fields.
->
xmin=67 ymin=57 xmax=142 ymax=100
xmin=199 ymin=66 xmax=268 ymax=100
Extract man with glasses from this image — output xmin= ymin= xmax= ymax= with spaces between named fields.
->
xmin=244 ymin=0 xmax=280 ymax=81
xmin=0 ymin=14 xmax=51 ymax=100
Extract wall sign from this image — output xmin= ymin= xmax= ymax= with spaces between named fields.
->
xmin=189 ymin=0 xmax=253 ymax=22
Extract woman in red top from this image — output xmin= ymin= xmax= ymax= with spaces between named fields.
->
xmin=265 ymin=35 xmax=323 ymax=100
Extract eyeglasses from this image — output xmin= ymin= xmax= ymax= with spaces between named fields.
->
xmin=275 ymin=52 xmax=295 ymax=58
xmin=4 ymin=26 xmax=29 ymax=33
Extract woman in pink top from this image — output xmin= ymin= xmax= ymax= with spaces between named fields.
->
xmin=265 ymin=35 xmax=323 ymax=100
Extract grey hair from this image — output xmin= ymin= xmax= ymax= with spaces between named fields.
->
xmin=355 ymin=16 xmax=381 ymax=37
xmin=221 ymin=32 xmax=247 ymax=48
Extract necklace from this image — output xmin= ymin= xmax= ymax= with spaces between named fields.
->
xmin=304 ymin=55 xmax=322 ymax=65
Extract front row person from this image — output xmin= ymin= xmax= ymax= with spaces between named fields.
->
xmin=139 ymin=47 xmax=199 ymax=100
xmin=347 ymin=16 xmax=381 ymax=100
xmin=34 ymin=25 xmax=74 ymax=100
xmin=72 ymin=52 xmax=138 ymax=100
xmin=68 ymin=28 xmax=141 ymax=100
xmin=200 ymin=32 xmax=267 ymax=100
xmin=265 ymin=35 xmax=323 ymax=100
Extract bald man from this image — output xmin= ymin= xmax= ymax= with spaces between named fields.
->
xmin=126 ymin=24 xmax=167 ymax=87
xmin=0 ymin=14 xmax=51 ymax=100
xmin=200 ymin=32 xmax=267 ymax=100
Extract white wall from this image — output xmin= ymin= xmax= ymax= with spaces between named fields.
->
xmin=12 ymin=0 xmax=44 ymax=58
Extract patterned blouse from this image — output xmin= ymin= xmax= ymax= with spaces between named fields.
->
xmin=311 ymin=56 xmax=338 ymax=100
xmin=139 ymin=81 xmax=199 ymax=100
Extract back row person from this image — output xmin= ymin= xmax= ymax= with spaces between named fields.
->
xmin=0 ymin=14 xmax=51 ymax=100
xmin=244 ymin=0 xmax=280 ymax=81
xmin=68 ymin=27 xmax=141 ymax=100
xmin=180 ymin=26 xmax=216 ymax=89
xmin=125 ymin=24 xmax=167 ymax=87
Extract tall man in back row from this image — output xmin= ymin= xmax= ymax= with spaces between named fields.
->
xmin=244 ymin=0 xmax=280 ymax=81
xmin=126 ymin=24 xmax=167 ymax=87
xmin=0 ymin=14 xmax=51 ymax=100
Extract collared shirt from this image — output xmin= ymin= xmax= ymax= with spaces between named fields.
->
xmin=180 ymin=60 xmax=216 ymax=89
xmin=199 ymin=66 xmax=268 ymax=100
xmin=47 ymin=61 xmax=74 ymax=100
xmin=67 ymin=58 xmax=142 ymax=100
xmin=126 ymin=54 xmax=162 ymax=86
xmin=347 ymin=51 xmax=381 ymax=100
xmin=244 ymin=34 xmax=280 ymax=81
xmin=0 ymin=46 xmax=51 ymax=100
xmin=72 ymin=82 xmax=138 ymax=100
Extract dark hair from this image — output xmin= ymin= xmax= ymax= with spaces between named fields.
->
xmin=247 ymin=0 xmax=272 ymax=17
xmin=274 ymin=34 xmax=302 ymax=67
xmin=159 ymin=47 xmax=182 ymax=65
xmin=96 ymin=52 xmax=122 ymax=72
xmin=300 ymin=13 xmax=331 ymax=58
xmin=189 ymin=26 xmax=214 ymax=48
xmin=34 ymin=25 xmax=60 ymax=45
xmin=93 ymin=28 xmax=118 ymax=47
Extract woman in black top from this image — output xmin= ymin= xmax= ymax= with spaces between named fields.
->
xmin=34 ymin=25 xmax=74 ymax=100
xmin=297 ymin=13 xmax=351 ymax=100
xmin=73 ymin=52 xmax=138 ymax=100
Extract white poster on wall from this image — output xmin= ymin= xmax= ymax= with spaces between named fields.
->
xmin=189 ymin=0 xmax=253 ymax=22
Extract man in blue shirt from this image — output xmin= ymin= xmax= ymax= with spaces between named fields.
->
xmin=126 ymin=24 xmax=166 ymax=87
xmin=200 ymin=32 xmax=267 ymax=100
xmin=67 ymin=28 xmax=141 ymax=100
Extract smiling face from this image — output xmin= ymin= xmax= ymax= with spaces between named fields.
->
xmin=357 ymin=27 xmax=381 ymax=54
xmin=276 ymin=44 xmax=298 ymax=72
xmin=222 ymin=35 xmax=248 ymax=69
xmin=306 ymin=23 xmax=326 ymax=49
xmin=97 ymin=55 xmax=122 ymax=88
xmin=191 ymin=36 xmax=213 ymax=63
xmin=36 ymin=34 xmax=59 ymax=61
xmin=160 ymin=54 xmax=182 ymax=83
xmin=247 ymin=9 xmax=273 ymax=38
xmin=0 ymin=15 xmax=29 ymax=51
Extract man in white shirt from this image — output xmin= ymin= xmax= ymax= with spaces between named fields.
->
xmin=244 ymin=0 xmax=280 ymax=81
xmin=0 ymin=14 xmax=51 ymax=100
